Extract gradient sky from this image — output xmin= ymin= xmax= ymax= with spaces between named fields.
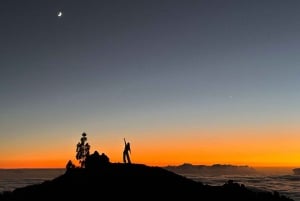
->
xmin=1 ymin=0 xmax=300 ymax=168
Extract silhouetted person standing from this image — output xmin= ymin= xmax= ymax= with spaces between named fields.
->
xmin=123 ymin=138 xmax=131 ymax=164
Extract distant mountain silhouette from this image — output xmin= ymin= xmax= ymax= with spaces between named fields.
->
xmin=0 ymin=163 xmax=293 ymax=201
xmin=292 ymin=168 xmax=300 ymax=175
xmin=164 ymin=163 xmax=257 ymax=176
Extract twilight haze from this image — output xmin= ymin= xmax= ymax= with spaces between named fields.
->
xmin=1 ymin=0 xmax=300 ymax=168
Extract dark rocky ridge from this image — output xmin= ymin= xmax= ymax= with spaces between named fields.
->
xmin=0 ymin=163 xmax=294 ymax=201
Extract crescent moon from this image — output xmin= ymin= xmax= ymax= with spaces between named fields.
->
xmin=57 ymin=11 xmax=63 ymax=17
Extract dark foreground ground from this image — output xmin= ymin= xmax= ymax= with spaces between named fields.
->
xmin=0 ymin=163 xmax=294 ymax=201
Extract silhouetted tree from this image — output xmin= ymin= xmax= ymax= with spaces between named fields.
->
xmin=76 ymin=132 xmax=90 ymax=168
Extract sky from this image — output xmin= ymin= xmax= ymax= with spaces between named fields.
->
xmin=1 ymin=0 xmax=300 ymax=168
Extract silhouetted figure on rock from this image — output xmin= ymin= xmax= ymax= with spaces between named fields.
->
xmin=123 ymin=138 xmax=131 ymax=164
xmin=66 ymin=160 xmax=75 ymax=169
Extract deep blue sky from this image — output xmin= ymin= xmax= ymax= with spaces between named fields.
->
xmin=1 ymin=1 xmax=300 ymax=167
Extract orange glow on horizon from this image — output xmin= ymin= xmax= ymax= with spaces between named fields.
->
xmin=1 ymin=126 xmax=300 ymax=169
xmin=0 ymin=159 xmax=67 ymax=169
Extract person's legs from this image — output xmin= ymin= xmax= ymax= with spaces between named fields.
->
xmin=126 ymin=153 xmax=131 ymax=164
xmin=123 ymin=152 xmax=126 ymax=163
